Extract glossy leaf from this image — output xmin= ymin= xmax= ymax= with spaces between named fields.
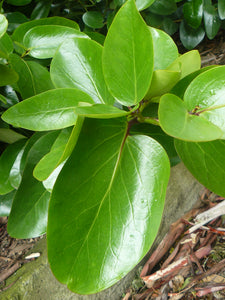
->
xmin=9 ymin=145 xmax=25 ymax=189
xmin=0 ymin=128 xmax=26 ymax=144
xmin=183 ymin=0 xmax=203 ymax=28
xmin=51 ymin=38 xmax=114 ymax=105
xmin=183 ymin=66 xmax=225 ymax=138
xmin=218 ymin=0 xmax=225 ymax=20
xmin=48 ymin=118 xmax=170 ymax=294
xmin=23 ymin=25 xmax=89 ymax=59
xmin=2 ymin=88 xmax=94 ymax=131
xmin=34 ymin=121 xmax=83 ymax=181
xmin=31 ymin=0 xmax=51 ymax=20
xmin=12 ymin=17 xmax=79 ymax=54
xmin=159 ymin=93 xmax=222 ymax=141
xmin=145 ymin=69 xmax=181 ymax=99
xmin=0 ymin=140 xmax=26 ymax=195
xmin=148 ymin=0 xmax=177 ymax=15
xmin=204 ymin=1 xmax=221 ymax=39
xmin=136 ymin=0 xmax=156 ymax=11
xmin=75 ymin=104 xmax=129 ymax=118
xmin=0 ymin=190 xmax=15 ymax=217
xmin=175 ymin=139 xmax=225 ymax=197
xmin=0 ymin=33 xmax=13 ymax=58
xmin=0 ymin=15 xmax=8 ymax=39
xmin=6 ymin=0 xmax=32 ymax=5
xmin=102 ymin=0 xmax=153 ymax=106
xmin=0 ymin=86 xmax=19 ymax=108
xmin=162 ymin=17 xmax=179 ymax=35
xmin=9 ymin=53 xmax=54 ymax=99
xmin=0 ymin=65 xmax=18 ymax=87
xmin=179 ymin=20 xmax=205 ymax=50
xmin=82 ymin=11 xmax=104 ymax=29
xmin=149 ymin=27 xmax=178 ymax=70
xmin=167 ymin=50 xmax=201 ymax=79
xmin=7 ymin=131 xmax=59 ymax=238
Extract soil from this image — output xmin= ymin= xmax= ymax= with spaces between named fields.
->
xmin=0 ymin=32 xmax=225 ymax=299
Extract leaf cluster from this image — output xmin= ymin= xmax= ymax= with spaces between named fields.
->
xmin=1 ymin=0 xmax=225 ymax=295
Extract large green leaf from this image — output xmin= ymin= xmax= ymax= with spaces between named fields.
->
xmin=7 ymin=131 xmax=59 ymax=238
xmin=158 ymin=93 xmax=222 ymax=141
xmin=51 ymin=38 xmax=114 ymax=105
xmin=0 ymin=140 xmax=27 ymax=195
xmin=48 ymin=117 xmax=170 ymax=294
xmin=175 ymin=139 xmax=225 ymax=197
xmin=184 ymin=66 xmax=225 ymax=138
xmin=9 ymin=53 xmax=54 ymax=99
xmin=2 ymin=88 xmax=94 ymax=131
xmin=12 ymin=17 xmax=79 ymax=54
xmin=102 ymin=0 xmax=154 ymax=106
xmin=23 ymin=25 xmax=89 ymax=59
xmin=0 ymin=65 xmax=18 ymax=87
xmin=183 ymin=0 xmax=203 ymax=28
xmin=149 ymin=27 xmax=178 ymax=70
xmin=0 ymin=190 xmax=16 ymax=217
xmin=179 ymin=21 xmax=205 ymax=50
xmin=204 ymin=1 xmax=221 ymax=39
xmin=74 ymin=104 xmax=129 ymax=118
xmin=0 ymin=33 xmax=13 ymax=58
xmin=0 ymin=15 xmax=8 ymax=38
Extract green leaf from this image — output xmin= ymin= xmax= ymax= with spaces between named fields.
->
xmin=0 ymin=33 xmax=13 ymax=59
xmin=0 ymin=14 xmax=8 ymax=39
xmin=31 ymin=0 xmax=51 ymax=20
xmin=145 ymin=69 xmax=181 ymax=99
xmin=84 ymin=31 xmax=105 ymax=45
xmin=183 ymin=66 xmax=225 ymax=138
xmin=82 ymin=11 xmax=104 ymax=29
xmin=75 ymin=104 xmax=129 ymax=118
xmin=0 ymin=190 xmax=15 ymax=217
xmin=148 ymin=0 xmax=177 ymax=15
xmin=183 ymin=0 xmax=203 ymax=28
xmin=9 ymin=53 xmax=54 ymax=99
xmin=149 ymin=27 xmax=178 ymax=70
xmin=0 ymin=86 xmax=19 ymax=107
xmin=158 ymin=93 xmax=222 ymax=141
xmin=0 ymin=64 xmax=18 ymax=87
xmin=179 ymin=20 xmax=205 ymax=49
xmin=9 ymin=144 xmax=25 ymax=189
xmin=48 ymin=117 xmax=170 ymax=294
xmin=204 ymin=1 xmax=221 ymax=39
xmin=4 ymin=12 xmax=29 ymax=33
xmin=12 ymin=17 xmax=80 ymax=54
xmin=167 ymin=50 xmax=201 ymax=79
xmin=6 ymin=0 xmax=32 ymax=5
xmin=34 ymin=121 xmax=83 ymax=181
xmin=102 ymin=0 xmax=154 ymax=106
xmin=175 ymin=139 xmax=225 ymax=197
xmin=7 ymin=131 xmax=59 ymax=238
xmin=2 ymin=88 xmax=94 ymax=131
xmin=218 ymin=0 xmax=225 ymax=20
xmin=162 ymin=17 xmax=179 ymax=35
xmin=0 ymin=128 xmax=26 ymax=144
xmin=23 ymin=25 xmax=89 ymax=59
xmin=51 ymin=38 xmax=114 ymax=105
xmin=136 ymin=0 xmax=156 ymax=11
xmin=0 ymin=140 xmax=27 ymax=195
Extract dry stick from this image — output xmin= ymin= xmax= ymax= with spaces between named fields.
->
xmin=0 ymin=262 xmax=21 ymax=283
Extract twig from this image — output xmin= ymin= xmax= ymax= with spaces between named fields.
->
xmin=0 ymin=262 xmax=21 ymax=282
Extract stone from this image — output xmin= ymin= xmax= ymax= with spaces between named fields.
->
xmin=1 ymin=163 xmax=204 ymax=300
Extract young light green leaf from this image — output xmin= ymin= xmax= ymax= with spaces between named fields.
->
xmin=167 ymin=50 xmax=201 ymax=78
xmin=0 ymin=190 xmax=16 ymax=217
xmin=159 ymin=93 xmax=222 ymax=141
xmin=102 ymin=0 xmax=154 ymax=106
xmin=0 ymin=140 xmax=27 ymax=195
xmin=183 ymin=66 xmax=225 ymax=138
xmin=12 ymin=17 xmax=80 ymax=54
xmin=48 ymin=117 xmax=170 ymax=294
xmin=149 ymin=27 xmax=178 ymax=70
xmin=0 ymin=15 xmax=8 ymax=39
xmin=51 ymin=38 xmax=114 ymax=105
xmin=175 ymin=139 xmax=225 ymax=197
xmin=75 ymin=104 xmax=129 ymax=118
xmin=0 ymin=64 xmax=19 ymax=87
xmin=2 ymin=88 xmax=94 ymax=131
xmin=9 ymin=53 xmax=54 ymax=99
xmin=145 ymin=69 xmax=181 ymax=99
xmin=23 ymin=25 xmax=89 ymax=59
xmin=7 ymin=131 xmax=59 ymax=238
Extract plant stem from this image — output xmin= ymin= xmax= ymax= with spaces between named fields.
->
xmin=137 ymin=115 xmax=160 ymax=126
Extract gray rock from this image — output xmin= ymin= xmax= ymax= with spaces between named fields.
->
xmin=1 ymin=163 xmax=204 ymax=300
